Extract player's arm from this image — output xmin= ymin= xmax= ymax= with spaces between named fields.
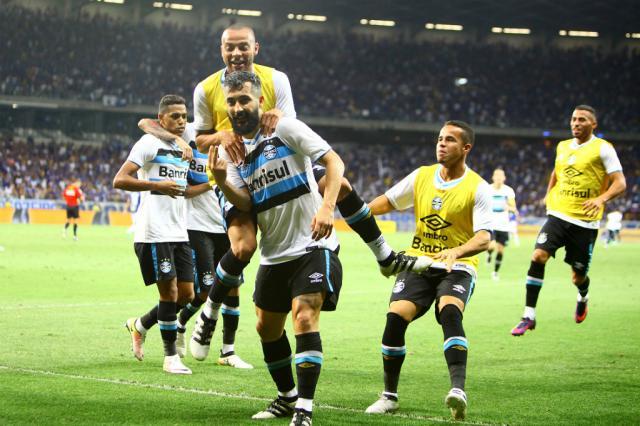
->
xmin=370 ymin=169 xmax=419 ymax=215
xmin=583 ymin=171 xmax=626 ymax=218
xmin=138 ymin=118 xmax=193 ymax=162
xmin=208 ymin=146 xmax=252 ymax=211
xmin=543 ymin=170 xmax=557 ymax=202
xmin=313 ymin=149 xmax=345 ymax=240
xmin=195 ymin=130 xmax=245 ymax=165
xmin=369 ymin=195 xmax=395 ymax=215
xmin=184 ymin=183 xmax=211 ymax=199
xmin=113 ymin=161 xmax=183 ymax=197
xmin=260 ymin=71 xmax=296 ymax=136
xmin=433 ymin=182 xmax=492 ymax=271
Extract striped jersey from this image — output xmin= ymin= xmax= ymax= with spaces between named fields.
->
xmin=224 ymin=117 xmax=339 ymax=265
xmin=126 ymin=133 xmax=190 ymax=243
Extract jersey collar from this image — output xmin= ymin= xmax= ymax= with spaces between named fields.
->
xmin=570 ymin=135 xmax=596 ymax=149
xmin=433 ymin=164 xmax=468 ymax=190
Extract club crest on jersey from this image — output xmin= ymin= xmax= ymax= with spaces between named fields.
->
xmin=202 ymin=273 xmax=214 ymax=286
xmin=159 ymin=259 xmax=172 ymax=274
xmin=309 ymin=272 xmax=323 ymax=283
xmin=392 ymin=280 xmax=405 ymax=294
xmin=420 ymin=214 xmax=452 ymax=231
xmin=263 ymin=144 xmax=277 ymax=160
xmin=568 ymin=155 xmax=576 ymax=165
xmin=432 ymin=196 xmax=443 ymax=210
xmin=537 ymin=232 xmax=548 ymax=244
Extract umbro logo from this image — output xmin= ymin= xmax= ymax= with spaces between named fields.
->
xmin=420 ymin=214 xmax=452 ymax=231
xmin=452 ymin=284 xmax=466 ymax=294
xmin=309 ymin=272 xmax=323 ymax=283
xmin=563 ymin=166 xmax=583 ymax=179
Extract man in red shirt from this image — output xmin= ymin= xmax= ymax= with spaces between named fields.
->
xmin=62 ymin=179 xmax=84 ymax=240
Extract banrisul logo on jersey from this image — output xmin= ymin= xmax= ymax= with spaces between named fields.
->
xmin=247 ymin=161 xmax=291 ymax=193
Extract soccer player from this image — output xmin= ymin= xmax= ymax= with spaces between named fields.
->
xmin=209 ymin=70 xmax=348 ymax=425
xmin=485 ymin=168 xmax=517 ymax=280
xmin=604 ymin=209 xmax=623 ymax=247
xmin=189 ymin=25 xmax=429 ymax=363
xmin=511 ymin=105 xmax=626 ymax=335
xmin=364 ymin=121 xmax=492 ymax=421
xmin=62 ymin=179 xmax=84 ymax=240
xmin=136 ymin=117 xmax=253 ymax=368
xmin=113 ymin=95 xmax=194 ymax=374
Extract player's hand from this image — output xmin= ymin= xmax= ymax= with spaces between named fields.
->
xmin=260 ymin=108 xmax=283 ymax=137
xmin=154 ymin=180 xmax=184 ymax=198
xmin=432 ymin=247 xmax=462 ymax=272
xmin=174 ymin=136 xmax=193 ymax=163
xmin=208 ymin=146 xmax=228 ymax=185
xmin=583 ymin=196 xmax=605 ymax=218
xmin=310 ymin=205 xmax=334 ymax=241
xmin=220 ymin=131 xmax=245 ymax=165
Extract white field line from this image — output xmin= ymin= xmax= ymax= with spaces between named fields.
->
xmin=0 ymin=365 xmax=501 ymax=425
xmin=0 ymin=301 xmax=145 ymax=310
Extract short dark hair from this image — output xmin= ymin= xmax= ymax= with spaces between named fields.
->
xmin=444 ymin=120 xmax=475 ymax=145
xmin=223 ymin=71 xmax=262 ymax=95
xmin=158 ymin=94 xmax=186 ymax=113
xmin=574 ymin=104 xmax=597 ymax=120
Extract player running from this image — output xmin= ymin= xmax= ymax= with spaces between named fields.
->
xmin=485 ymin=168 xmax=517 ymax=280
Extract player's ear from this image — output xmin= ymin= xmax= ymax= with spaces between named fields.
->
xmin=259 ymin=96 xmax=264 ymax=106
xmin=254 ymin=41 xmax=260 ymax=55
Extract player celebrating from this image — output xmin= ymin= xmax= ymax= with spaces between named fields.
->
xmin=511 ymin=105 xmax=626 ymax=336
xmin=62 ymin=179 xmax=84 ymax=241
xmin=485 ymin=168 xmax=517 ymax=280
xmin=364 ymin=121 xmax=491 ymax=421
xmin=189 ymin=25 xmax=430 ymax=364
xmin=136 ymin=117 xmax=252 ymax=368
xmin=113 ymin=95 xmax=194 ymax=374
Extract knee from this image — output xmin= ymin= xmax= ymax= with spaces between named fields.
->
xmin=336 ymin=178 xmax=353 ymax=202
xmin=532 ymin=249 xmax=549 ymax=264
xmin=232 ymin=238 xmax=257 ymax=262
xmin=177 ymin=289 xmax=194 ymax=306
xmin=293 ymin=309 xmax=316 ymax=333
xmin=255 ymin=320 xmax=279 ymax=342
xmin=439 ymin=303 xmax=463 ymax=325
xmin=571 ymin=272 xmax=586 ymax=285
xmin=158 ymin=285 xmax=178 ymax=302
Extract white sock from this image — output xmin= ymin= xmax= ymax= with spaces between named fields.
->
xmin=278 ymin=387 xmax=298 ymax=399
xmin=134 ymin=318 xmax=147 ymax=334
xmin=222 ymin=343 xmax=234 ymax=354
xmin=296 ymin=397 xmax=313 ymax=412
xmin=577 ymin=293 xmax=589 ymax=302
xmin=202 ymin=298 xmax=221 ymax=320
xmin=383 ymin=391 xmax=398 ymax=399
xmin=524 ymin=306 xmax=536 ymax=320
xmin=367 ymin=235 xmax=393 ymax=262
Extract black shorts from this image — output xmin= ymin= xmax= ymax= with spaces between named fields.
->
xmin=134 ymin=242 xmax=194 ymax=286
xmin=312 ymin=164 xmax=326 ymax=183
xmin=535 ymin=215 xmax=598 ymax=276
xmin=254 ymin=248 xmax=342 ymax=313
xmin=187 ymin=230 xmax=230 ymax=294
xmin=66 ymin=206 xmax=79 ymax=219
xmin=491 ymin=230 xmax=509 ymax=246
xmin=389 ymin=269 xmax=474 ymax=322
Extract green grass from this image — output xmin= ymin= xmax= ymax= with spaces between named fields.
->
xmin=0 ymin=223 xmax=638 ymax=425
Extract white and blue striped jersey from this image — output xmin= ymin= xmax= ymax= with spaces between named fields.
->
xmin=184 ymin=123 xmax=225 ymax=234
xmin=224 ymin=117 xmax=339 ymax=265
xmin=127 ymin=134 xmax=189 ymax=243
xmin=489 ymin=184 xmax=515 ymax=232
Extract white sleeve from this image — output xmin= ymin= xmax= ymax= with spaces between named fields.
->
xmin=473 ymin=181 xmax=493 ymax=233
xmin=507 ymin=186 xmax=516 ymax=201
xmin=385 ymin=169 xmax=419 ymax=210
xmin=126 ymin=137 xmax=156 ymax=167
xmin=600 ymin=143 xmax=623 ymax=174
xmin=275 ymin=117 xmax=330 ymax=162
xmin=193 ymin=83 xmax=214 ymax=131
xmin=273 ymin=70 xmax=296 ymax=118
xmin=219 ymin=146 xmax=246 ymax=189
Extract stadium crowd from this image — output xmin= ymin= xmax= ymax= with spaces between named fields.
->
xmin=2 ymin=133 xmax=639 ymax=219
xmin=1 ymin=6 xmax=639 ymax=132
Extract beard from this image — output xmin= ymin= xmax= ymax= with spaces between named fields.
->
xmin=230 ymin=108 xmax=260 ymax=135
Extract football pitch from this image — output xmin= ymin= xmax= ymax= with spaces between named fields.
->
xmin=0 ymin=223 xmax=638 ymax=425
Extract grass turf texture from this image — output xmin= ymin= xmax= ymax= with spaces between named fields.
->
xmin=0 ymin=223 xmax=638 ymax=425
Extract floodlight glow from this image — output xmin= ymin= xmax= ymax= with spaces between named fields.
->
xmin=426 ymin=23 xmax=462 ymax=31
xmin=237 ymin=9 xmax=262 ymax=17
xmin=362 ymin=19 xmax=395 ymax=27
xmin=302 ymin=15 xmax=326 ymax=22
xmin=559 ymin=30 xmax=598 ymax=37
xmin=103 ymin=0 xmax=125 ymax=3
xmin=454 ymin=77 xmax=468 ymax=86
xmin=491 ymin=27 xmax=503 ymax=33
xmin=153 ymin=2 xmax=163 ymax=7
xmin=169 ymin=3 xmax=192 ymax=10
xmin=626 ymin=33 xmax=640 ymax=39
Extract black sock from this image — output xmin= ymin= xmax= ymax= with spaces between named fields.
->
xmin=158 ymin=301 xmax=177 ymax=356
xmin=262 ymin=331 xmax=296 ymax=398
xmin=381 ymin=312 xmax=408 ymax=395
xmin=73 ymin=224 xmax=77 ymax=236
xmin=577 ymin=277 xmax=590 ymax=298
xmin=295 ymin=332 xmax=323 ymax=404
xmin=64 ymin=222 xmax=70 ymax=229
xmin=495 ymin=253 xmax=503 ymax=272
xmin=487 ymin=249 xmax=493 ymax=262
xmin=440 ymin=305 xmax=467 ymax=390
xmin=525 ymin=261 xmax=545 ymax=308
xmin=337 ymin=190 xmax=381 ymax=243
xmin=178 ymin=297 xmax=204 ymax=330
xmin=209 ymin=250 xmax=249 ymax=303
xmin=140 ymin=305 xmax=159 ymax=330
xmin=222 ymin=295 xmax=240 ymax=350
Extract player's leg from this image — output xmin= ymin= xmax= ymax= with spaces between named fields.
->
xmin=315 ymin=168 xmax=431 ymax=277
xmin=492 ymin=233 xmax=508 ymax=280
xmin=71 ymin=217 xmax=78 ymax=240
xmin=190 ymin=213 xmax=255 ymax=360
xmin=512 ymin=217 xmax=563 ymax=336
xmin=157 ymin=277 xmax=191 ymax=374
xmin=437 ymin=271 xmax=474 ymax=421
xmin=565 ymin=226 xmax=597 ymax=323
xmin=367 ymin=271 xmax=432 ymax=415
xmin=63 ymin=208 xmax=71 ymax=238
xmin=486 ymin=233 xmax=495 ymax=265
